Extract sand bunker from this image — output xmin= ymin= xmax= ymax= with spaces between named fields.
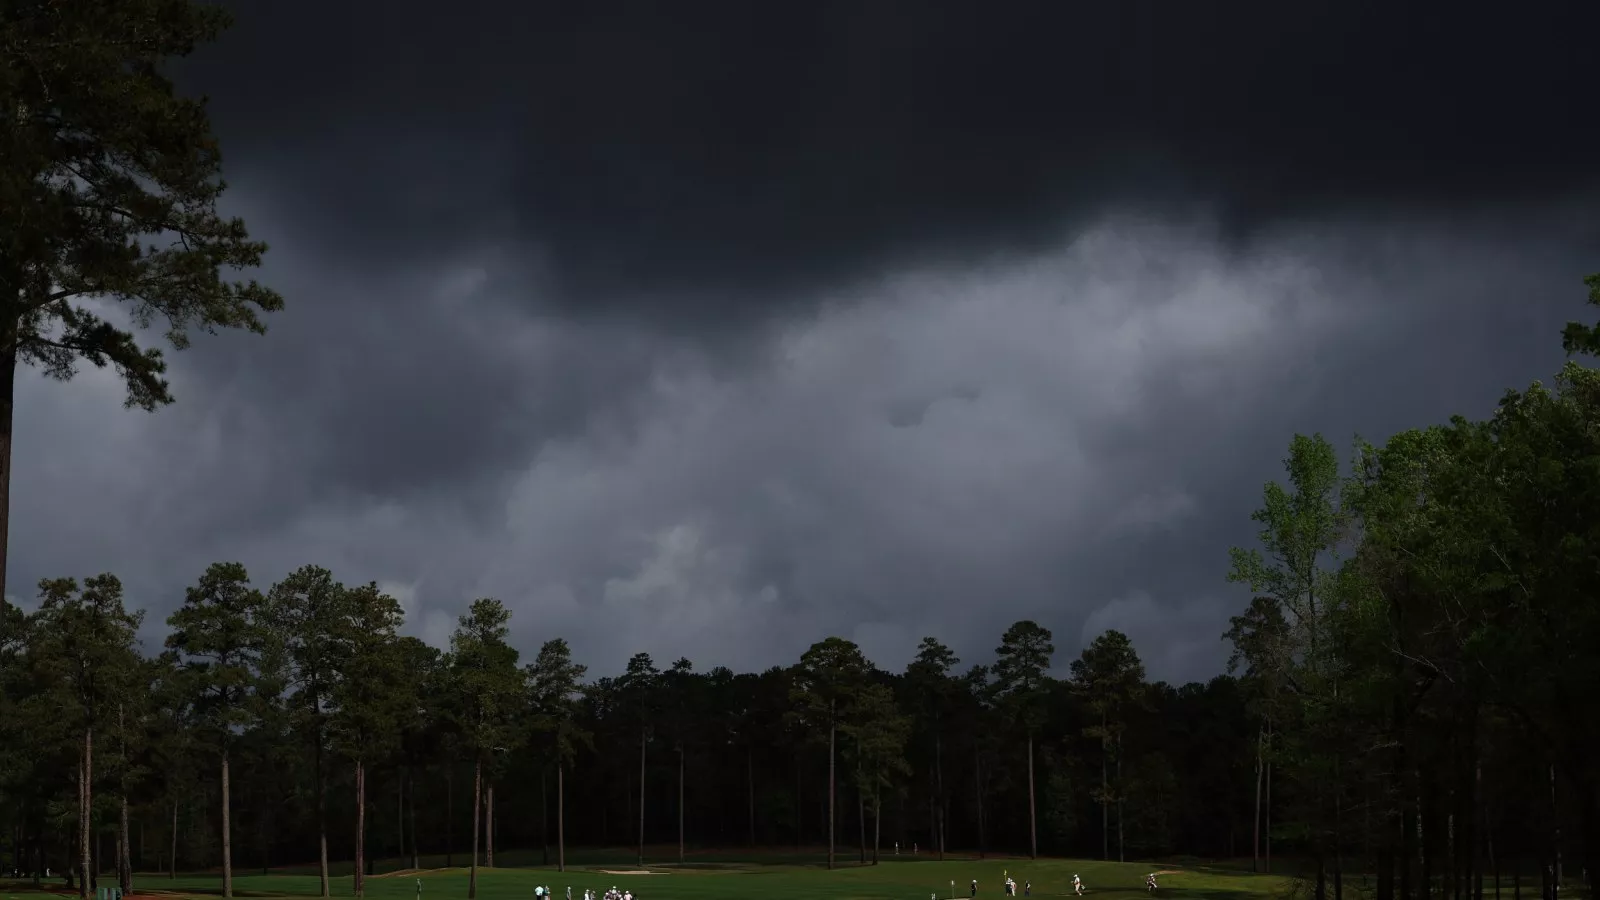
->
xmin=372 ymin=868 xmax=455 ymax=878
xmin=596 ymin=870 xmax=667 ymax=875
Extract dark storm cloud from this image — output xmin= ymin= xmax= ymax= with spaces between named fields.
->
xmin=185 ymin=0 xmax=1600 ymax=322
xmin=8 ymin=1 xmax=1597 ymax=685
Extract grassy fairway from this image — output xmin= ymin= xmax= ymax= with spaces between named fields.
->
xmin=0 ymin=854 xmax=1289 ymax=900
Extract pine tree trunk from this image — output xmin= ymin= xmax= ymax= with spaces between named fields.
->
xmin=1253 ymin=723 xmax=1264 ymax=873
xmin=80 ymin=725 xmax=93 ymax=900
xmin=119 ymin=795 xmax=131 ymax=893
xmin=1336 ymin=751 xmax=1346 ymax=900
xmin=794 ymin=756 xmax=802 ymax=850
xmin=974 ymin=743 xmax=987 ymax=859
xmin=677 ymin=747 xmax=685 ymax=865
xmin=872 ymin=785 xmax=882 ymax=866
xmin=222 ymin=745 xmax=234 ymax=898
xmin=1265 ymin=718 xmax=1274 ymax=874
xmin=1117 ymin=734 xmax=1125 ymax=863
xmin=354 ymin=759 xmax=366 ymax=898
xmin=540 ymin=771 xmax=549 ymax=867
xmin=445 ymin=765 xmax=454 ymax=868
xmin=1401 ymin=770 xmax=1415 ymax=900
xmin=827 ymin=717 xmax=837 ymax=871
xmin=469 ymin=759 xmax=481 ymax=900
xmin=409 ymin=769 xmax=419 ymax=871
xmin=935 ymin=725 xmax=946 ymax=861
xmin=747 ymin=744 xmax=756 ymax=848
xmin=1101 ymin=715 xmax=1110 ymax=861
xmin=118 ymin=704 xmax=132 ymax=894
xmin=485 ymin=780 xmax=494 ymax=869
xmin=557 ymin=763 xmax=566 ymax=873
xmin=169 ymin=802 xmax=177 ymax=879
xmin=317 ymin=724 xmax=329 ymax=899
xmin=638 ymin=729 xmax=647 ymax=866
xmin=397 ymin=771 xmax=404 ymax=868
xmin=1027 ymin=731 xmax=1038 ymax=859
xmin=858 ymin=779 xmax=867 ymax=864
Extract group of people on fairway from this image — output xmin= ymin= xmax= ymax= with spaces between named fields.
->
xmin=532 ymin=885 xmax=634 ymax=900
xmin=947 ymin=871 xmax=1158 ymax=897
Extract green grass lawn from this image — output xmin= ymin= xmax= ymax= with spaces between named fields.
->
xmin=0 ymin=852 xmax=1292 ymax=900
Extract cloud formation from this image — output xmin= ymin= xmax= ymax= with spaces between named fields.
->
xmin=14 ymin=201 xmax=1596 ymax=683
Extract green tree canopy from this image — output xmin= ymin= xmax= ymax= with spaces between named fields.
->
xmin=0 ymin=0 xmax=284 ymax=604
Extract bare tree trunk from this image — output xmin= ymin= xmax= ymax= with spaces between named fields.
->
xmin=485 ymin=780 xmax=494 ymax=869
xmin=222 ymin=746 xmax=234 ymax=898
xmin=1117 ymin=734 xmax=1125 ymax=863
xmin=974 ymin=743 xmax=987 ymax=859
xmin=1335 ymin=751 xmax=1345 ymax=900
xmin=935 ymin=725 xmax=946 ymax=861
xmin=169 ymin=802 xmax=177 ymax=879
xmin=827 ymin=718 xmax=837 ymax=870
xmin=1099 ymin=708 xmax=1111 ymax=861
xmin=119 ymin=796 xmax=131 ymax=893
xmin=80 ymin=725 xmax=93 ymax=900
xmin=1023 ymin=731 xmax=1037 ymax=859
xmin=317 ymin=727 xmax=330 ymax=899
xmin=858 ymin=779 xmax=867 ymax=864
xmin=469 ymin=759 xmax=481 ymax=900
xmin=1266 ymin=718 xmax=1274 ymax=874
xmin=354 ymin=759 xmax=367 ymax=897
xmin=118 ymin=705 xmax=132 ymax=894
xmin=409 ymin=769 xmax=419 ymax=871
xmin=677 ymin=747 xmax=685 ymax=865
xmin=638 ymin=729 xmax=647 ymax=866
xmin=1254 ymin=723 xmax=1264 ymax=873
xmin=873 ymin=785 xmax=882 ymax=865
xmin=557 ymin=764 xmax=567 ymax=873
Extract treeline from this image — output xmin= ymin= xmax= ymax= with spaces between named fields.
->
xmin=0 ymin=571 xmax=1255 ymax=898
xmin=1 ymin=281 xmax=1598 ymax=900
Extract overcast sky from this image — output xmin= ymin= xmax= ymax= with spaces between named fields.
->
xmin=11 ymin=0 xmax=1600 ymax=685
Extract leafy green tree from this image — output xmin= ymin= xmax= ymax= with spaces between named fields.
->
xmin=1557 ymin=272 xmax=1600 ymax=356
xmin=31 ymin=574 xmax=142 ymax=898
xmin=392 ymin=636 xmax=443 ymax=871
xmin=617 ymin=652 xmax=659 ymax=865
xmin=1122 ymin=753 xmax=1180 ymax=856
xmin=165 ymin=563 xmax=269 ymax=899
xmin=328 ymin=583 xmax=405 ymax=898
xmin=958 ymin=664 xmax=995 ymax=858
xmin=716 ymin=670 xmax=764 ymax=848
xmin=992 ymin=620 xmax=1055 ymax=860
xmin=144 ymin=649 xmax=198 ymax=879
xmin=1070 ymin=629 xmax=1145 ymax=862
xmin=266 ymin=565 xmax=346 ymax=898
xmin=904 ymin=637 xmax=959 ymax=860
xmin=1228 ymin=432 xmax=1354 ymax=886
xmin=842 ymin=681 xmax=911 ymax=865
xmin=448 ymin=598 xmax=520 ymax=897
xmin=0 ymin=0 xmax=284 ymax=607
xmin=791 ymin=636 xmax=870 ymax=870
xmin=528 ymin=638 xmax=590 ymax=873
xmin=661 ymin=656 xmax=697 ymax=865
xmin=1223 ymin=596 xmax=1292 ymax=873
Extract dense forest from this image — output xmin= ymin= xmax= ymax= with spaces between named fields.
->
xmin=2 ymin=275 xmax=1599 ymax=900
